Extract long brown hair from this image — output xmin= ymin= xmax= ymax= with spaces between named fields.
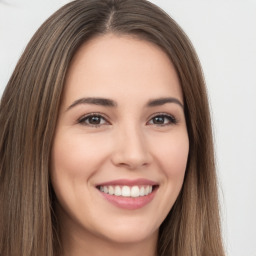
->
xmin=0 ymin=0 xmax=225 ymax=255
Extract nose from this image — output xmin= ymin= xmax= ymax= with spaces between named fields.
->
xmin=111 ymin=124 xmax=151 ymax=170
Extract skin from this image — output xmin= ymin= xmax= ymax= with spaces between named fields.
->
xmin=51 ymin=34 xmax=189 ymax=256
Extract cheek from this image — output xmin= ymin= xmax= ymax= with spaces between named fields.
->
xmin=153 ymin=131 xmax=189 ymax=178
xmin=51 ymin=132 xmax=108 ymax=179
xmin=167 ymin=142 xmax=189 ymax=176
xmin=50 ymin=132 xmax=108 ymax=215
xmin=149 ymin=130 xmax=189 ymax=223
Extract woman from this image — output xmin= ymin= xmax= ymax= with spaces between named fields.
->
xmin=0 ymin=0 xmax=225 ymax=255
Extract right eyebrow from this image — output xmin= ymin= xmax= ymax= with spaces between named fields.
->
xmin=66 ymin=97 xmax=117 ymax=111
xmin=147 ymin=97 xmax=184 ymax=109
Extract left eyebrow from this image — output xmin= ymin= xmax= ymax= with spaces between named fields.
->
xmin=147 ymin=97 xmax=184 ymax=108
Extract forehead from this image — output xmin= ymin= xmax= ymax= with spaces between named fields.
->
xmin=63 ymin=33 xmax=183 ymax=106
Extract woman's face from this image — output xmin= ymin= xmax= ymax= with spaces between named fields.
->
xmin=51 ymin=34 xmax=189 ymax=248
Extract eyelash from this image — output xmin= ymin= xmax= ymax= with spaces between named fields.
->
xmin=147 ymin=113 xmax=177 ymax=126
xmin=78 ymin=113 xmax=177 ymax=127
xmin=78 ymin=113 xmax=109 ymax=127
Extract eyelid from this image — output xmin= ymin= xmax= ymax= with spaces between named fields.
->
xmin=78 ymin=112 xmax=111 ymax=126
xmin=146 ymin=112 xmax=178 ymax=125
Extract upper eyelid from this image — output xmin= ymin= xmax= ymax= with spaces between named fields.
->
xmin=78 ymin=112 xmax=110 ymax=123
xmin=147 ymin=112 xmax=178 ymax=125
xmin=148 ymin=112 xmax=176 ymax=120
xmin=79 ymin=112 xmax=109 ymax=119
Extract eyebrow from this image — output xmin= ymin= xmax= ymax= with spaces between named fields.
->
xmin=66 ymin=97 xmax=117 ymax=111
xmin=147 ymin=97 xmax=184 ymax=108
xmin=66 ymin=96 xmax=183 ymax=111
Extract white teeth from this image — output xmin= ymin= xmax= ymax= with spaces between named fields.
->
xmin=122 ymin=186 xmax=130 ymax=197
xmin=145 ymin=185 xmax=149 ymax=195
xmin=114 ymin=186 xmax=121 ymax=196
xmin=99 ymin=185 xmax=154 ymax=197
xmin=131 ymin=186 xmax=140 ymax=197
xmin=108 ymin=186 xmax=114 ymax=195
xmin=103 ymin=186 xmax=108 ymax=193
xmin=139 ymin=187 xmax=145 ymax=196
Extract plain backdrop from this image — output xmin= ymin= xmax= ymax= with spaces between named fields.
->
xmin=0 ymin=1 xmax=255 ymax=255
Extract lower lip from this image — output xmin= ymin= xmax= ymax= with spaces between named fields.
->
xmin=98 ymin=188 xmax=157 ymax=210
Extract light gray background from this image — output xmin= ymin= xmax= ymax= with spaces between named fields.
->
xmin=0 ymin=1 xmax=255 ymax=255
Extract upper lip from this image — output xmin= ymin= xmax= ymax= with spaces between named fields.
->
xmin=96 ymin=178 xmax=158 ymax=187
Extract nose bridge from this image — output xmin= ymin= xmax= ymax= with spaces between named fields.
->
xmin=112 ymin=121 xmax=150 ymax=169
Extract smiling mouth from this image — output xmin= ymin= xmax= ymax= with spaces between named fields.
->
xmin=97 ymin=185 xmax=158 ymax=198
xmin=95 ymin=179 xmax=159 ymax=209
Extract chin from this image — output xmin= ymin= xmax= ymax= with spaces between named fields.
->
xmin=99 ymin=226 xmax=158 ymax=245
xmin=89 ymin=215 xmax=160 ymax=245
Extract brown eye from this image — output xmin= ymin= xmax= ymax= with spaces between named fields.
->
xmin=79 ymin=114 xmax=108 ymax=127
xmin=148 ymin=114 xmax=177 ymax=126
xmin=87 ymin=116 xmax=102 ymax=125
